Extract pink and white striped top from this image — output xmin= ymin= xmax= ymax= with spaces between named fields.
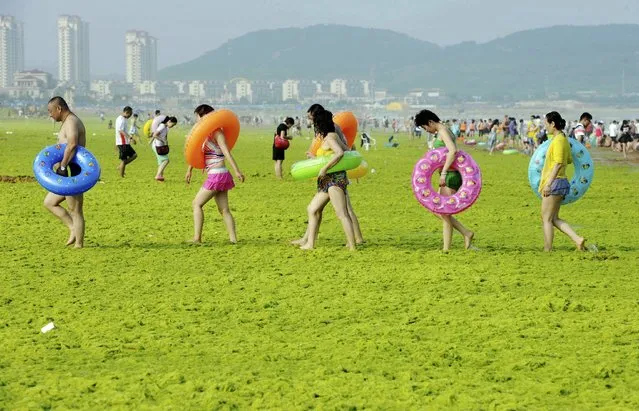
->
xmin=202 ymin=135 xmax=225 ymax=171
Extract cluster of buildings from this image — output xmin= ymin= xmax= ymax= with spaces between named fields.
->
xmin=0 ymin=14 xmax=443 ymax=107
xmin=0 ymin=15 xmax=159 ymax=104
xmin=89 ymin=78 xmax=375 ymax=105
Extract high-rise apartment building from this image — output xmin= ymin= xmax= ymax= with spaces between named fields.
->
xmin=0 ymin=15 xmax=24 ymax=88
xmin=125 ymin=30 xmax=157 ymax=85
xmin=57 ymin=15 xmax=90 ymax=84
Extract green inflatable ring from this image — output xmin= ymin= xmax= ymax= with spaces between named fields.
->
xmin=291 ymin=151 xmax=363 ymax=180
xmin=503 ymin=149 xmax=519 ymax=155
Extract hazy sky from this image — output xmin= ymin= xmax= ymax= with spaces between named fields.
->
xmin=2 ymin=0 xmax=638 ymax=76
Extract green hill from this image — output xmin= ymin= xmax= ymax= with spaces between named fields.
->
xmin=160 ymin=25 xmax=439 ymax=82
xmin=159 ymin=24 xmax=639 ymax=98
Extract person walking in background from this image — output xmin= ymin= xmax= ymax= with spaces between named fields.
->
xmin=608 ymin=120 xmax=618 ymax=150
xmin=527 ymin=115 xmax=539 ymax=147
xmin=519 ymin=119 xmax=527 ymax=142
xmin=468 ymin=119 xmax=476 ymax=138
xmin=150 ymin=116 xmax=177 ymax=181
xmin=115 ymin=106 xmax=136 ymax=178
xmin=273 ymin=117 xmax=294 ymax=179
xmin=151 ymin=110 xmax=164 ymax=136
xmin=619 ymin=120 xmax=632 ymax=159
xmin=594 ymin=121 xmax=604 ymax=146
xmin=508 ymin=117 xmax=518 ymax=147
xmin=295 ymin=116 xmax=303 ymax=137
xmin=451 ymin=119 xmax=460 ymax=138
xmin=488 ymin=119 xmax=499 ymax=154
xmin=573 ymin=112 xmax=592 ymax=144
xmin=129 ymin=113 xmax=140 ymax=144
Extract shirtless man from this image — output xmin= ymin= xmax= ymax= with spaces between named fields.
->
xmin=43 ymin=96 xmax=87 ymax=248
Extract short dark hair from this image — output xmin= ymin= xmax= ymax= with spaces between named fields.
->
xmin=313 ymin=110 xmax=335 ymax=137
xmin=161 ymin=116 xmax=178 ymax=124
xmin=414 ymin=110 xmax=440 ymax=128
xmin=580 ymin=112 xmax=592 ymax=121
xmin=284 ymin=117 xmax=295 ymax=125
xmin=194 ymin=104 xmax=214 ymax=117
xmin=133 ymin=113 xmax=138 ymax=117
xmin=123 ymin=106 xmax=133 ymax=114
xmin=154 ymin=110 xmax=161 ymax=115
xmin=307 ymin=103 xmax=325 ymax=117
xmin=48 ymin=96 xmax=69 ymax=111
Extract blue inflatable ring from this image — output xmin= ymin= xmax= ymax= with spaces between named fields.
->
xmin=33 ymin=144 xmax=101 ymax=196
xmin=528 ymin=138 xmax=594 ymax=205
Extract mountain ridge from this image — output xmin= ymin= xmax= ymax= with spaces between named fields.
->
xmin=159 ymin=24 xmax=639 ymax=98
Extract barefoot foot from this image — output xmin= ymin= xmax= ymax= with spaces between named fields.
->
xmin=66 ymin=235 xmax=76 ymax=246
xmin=291 ymin=238 xmax=307 ymax=246
xmin=464 ymin=232 xmax=475 ymax=250
xmin=577 ymin=237 xmax=586 ymax=251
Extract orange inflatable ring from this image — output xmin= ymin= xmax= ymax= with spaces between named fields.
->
xmin=185 ymin=109 xmax=240 ymax=169
xmin=334 ymin=111 xmax=358 ymax=147
xmin=309 ymin=111 xmax=358 ymax=155
xmin=309 ymin=136 xmax=322 ymax=156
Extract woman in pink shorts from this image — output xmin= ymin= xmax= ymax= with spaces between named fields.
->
xmin=185 ymin=104 xmax=245 ymax=243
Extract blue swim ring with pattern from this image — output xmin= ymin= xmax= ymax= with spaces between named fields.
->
xmin=528 ymin=138 xmax=594 ymax=205
xmin=33 ymin=144 xmax=101 ymax=196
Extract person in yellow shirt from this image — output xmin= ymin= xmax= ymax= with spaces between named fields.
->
xmin=527 ymin=116 xmax=538 ymax=141
xmin=540 ymin=111 xmax=586 ymax=252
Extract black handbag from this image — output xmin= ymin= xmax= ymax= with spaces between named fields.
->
xmin=155 ymin=145 xmax=169 ymax=155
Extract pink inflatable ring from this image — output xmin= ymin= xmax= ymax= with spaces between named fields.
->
xmin=412 ymin=148 xmax=482 ymax=215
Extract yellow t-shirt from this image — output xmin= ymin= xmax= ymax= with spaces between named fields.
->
xmin=539 ymin=133 xmax=572 ymax=192
xmin=527 ymin=121 xmax=537 ymax=138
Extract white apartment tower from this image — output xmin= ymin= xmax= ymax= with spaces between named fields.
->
xmin=0 ymin=16 xmax=24 ymax=88
xmin=235 ymin=79 xmax=252 ymax=102
xmin=125 ymin=30 xmax=157 ymax=85
xmin=57 ymin=15 xmax=90 ymax=84
xmin=330 ymin=79 xmax=348 ymax=98
xmin=282 ymin=79 xmax=299 ymax=102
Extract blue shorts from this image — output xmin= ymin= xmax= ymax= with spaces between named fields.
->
xmin=550 ymin=178 xmax=570 ymax=198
